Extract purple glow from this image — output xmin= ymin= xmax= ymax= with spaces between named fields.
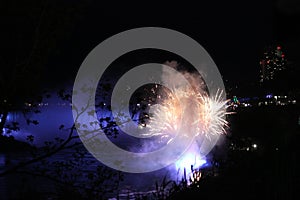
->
xmin=266 ymin=94 xmax=273 ymax=98
xmin=174 ymin=141 xmax=207 ymax=180
xmin=175 ymin=153 xmax=206 ymax=171
xmin=3 ymin=94 xmax=74 ymax=145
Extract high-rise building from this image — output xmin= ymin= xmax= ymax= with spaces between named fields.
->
xmin=259 ymin=45 xmax=287 ymax=82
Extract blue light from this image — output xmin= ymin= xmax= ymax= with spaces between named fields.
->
xmin=175 ymin=152 xmax=206 ymax=174
xmin=266 ymin=94 xmax=273 ymax=98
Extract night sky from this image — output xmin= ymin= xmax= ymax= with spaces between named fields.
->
xmin=52 ymin=0 xmax=273 ymax=84
xmin=1 ymin=2 xmax=300 ymax=199
xmin=1 ymin=0 xmax=299 ymax=92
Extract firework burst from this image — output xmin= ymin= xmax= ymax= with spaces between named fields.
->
xmin=146 ymin=86 xmax=230 ymax=142
xmin=194 ymin=89 xmax=231 ymax=140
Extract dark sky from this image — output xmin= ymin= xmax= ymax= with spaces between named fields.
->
xmin=48 ymin=0 xmax=276 ymax=87
xmin=1 ymin=0 xmax=299 ymax=91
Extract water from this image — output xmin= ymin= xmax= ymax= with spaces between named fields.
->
xmin=0 ymin=149 xmax=179 ymax=199
xmin=4 ymin=100 xmax=74 ymax=146
xmin=1 ymin=97 xmax=210 ymax=199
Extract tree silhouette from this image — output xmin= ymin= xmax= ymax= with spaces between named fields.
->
xmin=0 ymin=0 xmax=89 ymax=135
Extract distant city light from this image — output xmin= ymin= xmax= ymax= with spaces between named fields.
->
xmin=266 ymin=94 xmax=273 ymax=98
xmin=260 ymin=45 xmax=287 ymax=82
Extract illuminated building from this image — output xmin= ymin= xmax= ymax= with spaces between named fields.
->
xmin=259 ymin=45 xmax=287 ymax=82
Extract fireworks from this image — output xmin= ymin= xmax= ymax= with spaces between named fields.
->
xmin=146 ymin=86 xmax=230 ymax=141
xmin=193 ymin=89 xmax=230 ymax=140
xmin=143 ymin=78 xmax=230 ymax=181
xmin=130 ymin=62 xmax=230 ymax=181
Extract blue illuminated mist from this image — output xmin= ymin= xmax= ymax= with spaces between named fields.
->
xmin=5 ymin=94 xmax=74 ymax=146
